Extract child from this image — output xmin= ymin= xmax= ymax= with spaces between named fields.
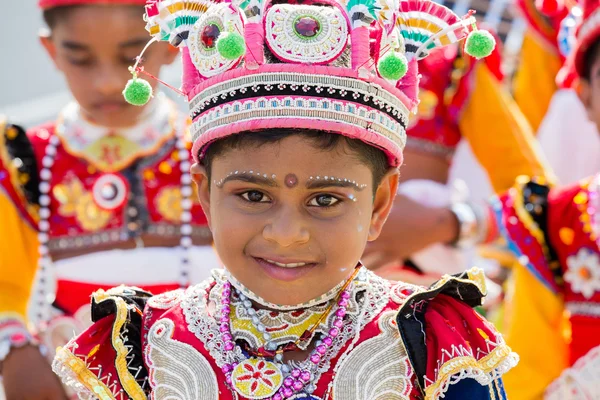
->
xmin=0 ymin=0 xmax=218 ymax=398
xmin=52 ymin=0 xmax=517 ymax=399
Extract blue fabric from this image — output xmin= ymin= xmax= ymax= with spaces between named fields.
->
xmin=443 ymin=378 xmax=507 ymax=400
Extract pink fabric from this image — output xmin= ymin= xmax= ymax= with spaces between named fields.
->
xmin=191 ymin=117 xmax=403 ymax=167
xmin=244 ymin=22 xmax=265 ymax=68
xmin=351 ymin=26 xmax=371 ymax=70
xmin=181 ymin=47 xmax=202 ymax=95
xmin=397 ymin=59 xmax=420 ymax=106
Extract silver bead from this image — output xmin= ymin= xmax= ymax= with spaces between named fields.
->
xmin=181 ymin=224 xmax=192 ymax=235
xmin=265 ymin=341 xmax=277 ymax=351
xmin=243 ymin=300 xmax=252 ymax=308
xmin=45 ymin=145 xmax=57 ymax=156
xmin=281 ymin=364 xmax=290 ymax=373
xmin=263 ymin=333 xmax=271 ymax=341
xmin=181 ymin=211 xmax=192 ymax=222
xmin=181 ymin=186 xmax=193 ymax=197
xmin=306 ymin=384 xmax=316 ymax=393
xmin=39 ymin=182 xmax=50 ymax=194
xmin=42 ymin=156 xmax=54 ymax=168
xmin=39 ymin=195 xmax=51 ymax=206
xmin=274 ymin=354 xmax=283 ymax=362
xmin=251 ymin=316 xmax=260 ymax=325
xmin=40 ymin=168 xmax=52 ymax=180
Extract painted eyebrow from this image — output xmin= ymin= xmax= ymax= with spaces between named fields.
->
xmin=218 ymin=172 xmax=279 ymax=188
xmin=305 ymin=179 xmax=363 ymax=191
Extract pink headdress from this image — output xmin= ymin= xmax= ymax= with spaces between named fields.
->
xmin=125 ymin=0 xmax=495 ymax=166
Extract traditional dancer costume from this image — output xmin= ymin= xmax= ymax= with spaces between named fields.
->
xmin=493 ymin=3 xmax=600 ymax=398
xmin=52 ymin=0 xmax=517 ymax=399
xmin=0 ymin=0 xmax=219 ymax=369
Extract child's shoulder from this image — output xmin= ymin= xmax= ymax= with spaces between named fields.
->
xmin=388 ymin=268 xmax=518 ymax=399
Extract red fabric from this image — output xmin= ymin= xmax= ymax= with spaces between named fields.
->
xmin=39 ymin=0 xmax=147 ymax=9
xmin=424 ymin=294 xmax=503 ymax=389
xmin=25 ymin=122 xmax=208 ymax=238
xmin=516 ymin=0 xmax=568 ymax=51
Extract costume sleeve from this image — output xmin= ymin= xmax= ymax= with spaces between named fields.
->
xmin=513 ymin=32 xmax=562 ymax=132
xmin=396 ymin=268 xmax=518 ymax=400
xmin=488 ymin=177 xmax=569 ymax=400
xmin=0 ymin=122 xmax=40 ymax=334
xmin=457 ymin=53 xmax=554 ymax=193
xmin=52 ymin=286 xmax=152 ymax=400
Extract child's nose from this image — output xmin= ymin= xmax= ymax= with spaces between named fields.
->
xmin=94 ymin=64 xmax=127 ymax=96
xmin=262 ymin=207 xmax=310 ymax=247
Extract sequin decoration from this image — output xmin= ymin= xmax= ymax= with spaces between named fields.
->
xmin=265 ymin=4 xmax=349 ymax=64
xmin=231 ymin=358 xmax=283 ymax=399
xmin=91 ymin=173 xmax=128 ymax=211
xmin=285 ymin=173 xmax=298 ymax=188
xmin=189 ymin=4 xmax=243 ymax=77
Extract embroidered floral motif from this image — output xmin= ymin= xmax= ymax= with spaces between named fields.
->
xmin=155 ymin=186 xmax=183 ymax=223
xmin=565 ymin=248 xmax=600 ymax=299
xmin=265 ymin=4 xmax=349 ymax=64
xmin=231 ymin=358 xmax=283 ymax=398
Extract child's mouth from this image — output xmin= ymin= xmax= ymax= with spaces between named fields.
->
xmin=253 ymin=257 xmax=317 ymax=281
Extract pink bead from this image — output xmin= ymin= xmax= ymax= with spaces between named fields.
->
xmin=219 ymin=323 xmax=229 ymax=333
xmin=222 ymin=305 xmax=231 ymax=314
xmin=316 ymin=344 xmax=327 ymax=355
xmin=310 ymin=353 xmax=321 ymax=364
xmin=293 ymin=380 xmax=304 ymax=391
xmin=336 ymin=308 xmax=346 ymax=317
xmin=222 ymin=289 xmax=231 ymax=299
xmin=221 ymin=364 xmax=233 ymax=373
xmin=283 ymin=387 xmax=294 ymax=398
xmin=300 ymin=371 xmax=311 ymax=383
xmin=338 ymin=298 xmax=348 ymax=307
xmin=220 ymin=316 xmax=229 ymax=323
xmin=329 ymin=328 xmax=339 ymax=337
xmin=284 ymin=377 xmax=294 ymax=387
xmin=323 ymin=337 xmax=333 ymax=346
xmin=226 ymin=374 xmax=232 ymax=384
xmin=273 ymin=394 xmax=283 ymax=400
xmin=341 ymin=291 xmax=351 ymax=299
xmin=222 ymin=333 xmax=233 ymax=342
xmin=224 ymin=342 xmax=234 ymax=351
xmin=291 ymin=369 xmax=301 ymax=378
xmin=334 ymin=318 xmax=343 ymax=328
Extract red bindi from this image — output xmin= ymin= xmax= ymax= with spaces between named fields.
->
xmin=284 ymin=173 xmax=298 ymax=188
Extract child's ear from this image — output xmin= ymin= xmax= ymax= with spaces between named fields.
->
xmin=39 ymin=32 xmax=60 ymax=70
xmin=191 ymin=163 xmax=212 ymax=229
xmin=576 ymin=78 xmax=595 ymax=122
xmin=368 ymin=168 xmax=399 ymax=241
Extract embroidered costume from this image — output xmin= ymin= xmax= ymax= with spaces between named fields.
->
xmin=492 ymin=4 xmax=600 ymax=396
xmin=0 ymin=0 xmax=219 ymax=365
xmin=52 ymin=0 xmax=517 ymax=398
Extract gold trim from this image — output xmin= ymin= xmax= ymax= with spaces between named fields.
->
xmin=54 ymin=346 xmax=116 ymax=400
xmin=92 ymin=290 xmax=146 ymax=400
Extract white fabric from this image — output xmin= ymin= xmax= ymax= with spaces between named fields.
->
xmin=538 ymin=89 xmax=600 ymax=186
xmin=397 ymin=179 xmax=473 ymax=276
xmin=53 ymin=245 xmax=219 ymax=286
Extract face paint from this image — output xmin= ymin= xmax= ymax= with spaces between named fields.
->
xmin=307 ymin=176 xmax=367 ymax=191
xmin=214 ymin=170 xmax=277 ymax=188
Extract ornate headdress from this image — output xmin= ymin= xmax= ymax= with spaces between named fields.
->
xmin=124 ymin=0 xmax=495 ymax=166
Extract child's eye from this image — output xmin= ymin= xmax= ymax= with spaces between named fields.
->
xmin=240 ymin=190 xmax=271 ymax=203
xmin=68 ymin=58 xmax=93 ymax=66
xmin=308 ymin=194 xmax=340 ymax=207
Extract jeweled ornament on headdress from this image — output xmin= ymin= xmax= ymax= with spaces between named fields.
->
xmin=125 ymin=0 xmax=495 ymax=167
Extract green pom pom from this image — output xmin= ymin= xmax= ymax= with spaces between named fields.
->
xmin=216 ymin=31 xmax=246 ymax=60
xmin=377 ymin=52 xmax=409 ymax=81
xmin=465 ymin=30 xmax=496 ymax=59
xmin=123 ymin=78 xmax=153 ymax=106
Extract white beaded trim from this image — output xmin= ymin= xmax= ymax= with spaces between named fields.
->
xmin=191 ymin=96 xmax=406 ymax=150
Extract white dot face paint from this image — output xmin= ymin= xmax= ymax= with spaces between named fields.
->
xmin=357 ymin=224 xmax=364 ymax=233
xmin=308 ymin=176 xmax=367 ymax=191
xmin=214 ymin=170 xmax=277 ymax=188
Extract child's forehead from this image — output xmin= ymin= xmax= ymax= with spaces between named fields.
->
xmin=50 ymin=5 xmax=145 ymax=35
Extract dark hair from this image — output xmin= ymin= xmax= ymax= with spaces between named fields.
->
xmin=202 ymin=129 xmax=390 ymax=194
xmin=583 ymin=39 xmax=600 ymax=81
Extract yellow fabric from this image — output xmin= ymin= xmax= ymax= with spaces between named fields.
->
xmin=513 ymin=32 xmax=562 ymax=133
xmin=459 ymin=62 xmax=555 ymax=193
xmin=0 ymin=192 xmax=39 ymax=320
xmin=502 ymin=262 xmax=568 ymax=400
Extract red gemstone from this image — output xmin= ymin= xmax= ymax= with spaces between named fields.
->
xmin=294 ymin=17 xmax=320 ymax=38
xmin=201 ymin=24 xmax=220 ymax=48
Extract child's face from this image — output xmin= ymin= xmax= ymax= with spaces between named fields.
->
xmin=579 ymin=49 xmax=600 ymax=132
xmin=193 ymin=135 xmax=398 ymax=306
xmin=40 ymin=5 xmax=177 ymax=128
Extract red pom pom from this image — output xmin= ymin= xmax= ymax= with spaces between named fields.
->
xmin=535 ymin=0 xmax=562 ymax=16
